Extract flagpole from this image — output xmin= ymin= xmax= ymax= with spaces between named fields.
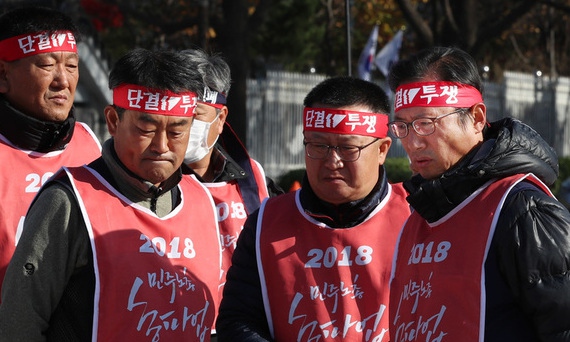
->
xmin=346 ymin=0 xmax=352 ymax=76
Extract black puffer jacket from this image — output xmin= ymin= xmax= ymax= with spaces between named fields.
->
xmin=404 ymin=118 xmax=570 ymax=341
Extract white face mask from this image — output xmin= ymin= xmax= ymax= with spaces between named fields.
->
xmin=184 ymin=114 xmax=220 ymax=164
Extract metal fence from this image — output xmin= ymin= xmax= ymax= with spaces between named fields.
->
xmin=246 ymin=70 xmax=570 ymax=180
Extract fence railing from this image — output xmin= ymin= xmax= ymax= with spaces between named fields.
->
xmin=246 ymin=71 xmax=570 ymax=180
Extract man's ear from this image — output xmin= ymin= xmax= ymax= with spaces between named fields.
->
xmin=471 ymin=102 xmax=487 ymax=133
xmin=216 ymin=106 xmax=229 ymax=134
xmin=378 ymin=137 xmax=392 ymax=165
xmin=104 ymin=105 xmax=120 ymax=136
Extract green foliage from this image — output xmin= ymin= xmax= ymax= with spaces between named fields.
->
xmin=384 ymin=157 xmax=413 ymax=183
xmin=251 ymin=0 xmax=334 ymax=74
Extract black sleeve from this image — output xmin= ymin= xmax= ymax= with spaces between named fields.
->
xmin=266 ymin=177 xmax=285 ymax=198
xmin=216 ymin=210 xmax=273 ymax=342
xmin=493 ymin=182 xmax=570 ymax=341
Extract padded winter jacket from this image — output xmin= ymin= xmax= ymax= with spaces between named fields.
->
xmin=404 ymin=118 xmax=570 ymax=341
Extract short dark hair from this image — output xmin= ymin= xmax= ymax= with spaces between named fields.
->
xmin=388 ymin=46 xmax=483 ymax=95
xmin=303 ymin=76 xmax=390 ymax=114
xmin=0 ymin=6 xmax=81 ymax=43
xmin=108 ymin=48 xmax=204 ymax=98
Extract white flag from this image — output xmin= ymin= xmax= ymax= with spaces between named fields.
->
xmin=357 ymin=25 xmax=378 ymax=81
xmin=374 ymin=30 xmax=404 ymax=77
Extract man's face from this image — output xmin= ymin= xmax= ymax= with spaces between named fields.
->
xmin=194 ymin=102 xmax=227 ymax=148
xmin=0 ymin=52 xmax=79 ymax=122
xmin=105 ymin=106 xmax=193 ymax=186
xmin=304 ymin=106 xmax=391 ymax=205
xmin=394 ymin=106 xmax=481 ymax=180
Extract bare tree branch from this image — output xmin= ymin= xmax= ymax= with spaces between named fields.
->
xmin=394 ymin=0 xmax=434 ymax=47
xmin=442 ymin=0 xmax=460 ymax=35
xmin=472 ymin=0 xmax=537 ymax=54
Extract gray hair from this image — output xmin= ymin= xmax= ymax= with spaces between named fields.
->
xmin=180 ymin=49 xmax=231 ymax=96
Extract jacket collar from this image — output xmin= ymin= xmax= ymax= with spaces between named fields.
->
xmin=299 ymin=167 xmax=389 ymax=228
xmin=101 ymin=139 xmax=182 ymax=202
xmin=404 ymin=118 xmax=559 ymax=223
xmin=0 ymin=96 xmax=75 ymax=152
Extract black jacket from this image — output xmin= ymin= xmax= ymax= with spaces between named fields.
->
xmin=0 ymin=96 xmax=76 ymax=152
xmin=216 ymin=169 xmax=390 ymax=341
xmin=404 ymin=118 xmax=570 ymax=341
xmin=182 ymin=122 xmax=284 ymax=213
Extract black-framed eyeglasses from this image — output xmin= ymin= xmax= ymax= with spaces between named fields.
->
xmin=388 ymin=108 xmax=466 ymax=139
xmin=303 ymin=138 xmax=379 ymax=162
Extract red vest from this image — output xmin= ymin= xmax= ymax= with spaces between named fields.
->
xmin=202 ymin=158 xmax=269 ymax=333
xmin=258 ymin=183 xmax=410 ymax=341
xmin=0 ymin=123 xmax=101 ymax=295
xmin=389 ymin=174 xmax=550 ymax=342
xmin=65 ymin=166 xmax=221 ymax=342
xmin=204 ymin=159 xmax=269 ymax=287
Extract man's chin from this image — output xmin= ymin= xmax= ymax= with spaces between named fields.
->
xmin=39 ymin=109 xmax=72 ymax=122
xmin=143 ymin=169 xmax=173 ymax=186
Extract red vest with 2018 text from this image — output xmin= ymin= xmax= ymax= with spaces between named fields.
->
xmin=66 ymin=166 xmax=221 ymax=342
xmin=258 ymin=183 xmax=410 ymax=341
xmin=389 ymin=174 xmax=550 ymax=342
xmin=0 ymin=123 xmax=101 ymax=299
xmin=203 ymin=159 xmax=269 ymax=287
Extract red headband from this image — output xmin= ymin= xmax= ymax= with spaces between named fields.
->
xmin=0 ymin=31 xmax=77 ymax=62
xmin=303 ymin=107 xmax=389 ymax=138
xmin=113 ymin=84 xmax=198 ymax=117
xmin=394 ymin=81 xmax=483 ymax=112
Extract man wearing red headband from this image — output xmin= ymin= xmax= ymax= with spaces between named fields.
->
xmin=387 ymin=46 xmax=570 ymax=341
xmin=217 ymin=76 xmax=411 ymax=341
xmin=0 ymin=48 xmax=222 ymax=341
xmin=180 ymin=49 xmax=284 ymax=339
xmin=0 ymin=6 xmax=102 ymax=299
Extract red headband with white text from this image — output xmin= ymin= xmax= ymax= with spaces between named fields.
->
xmin=303 ymin=107 xmax=389 ymax=138
xmin=0 ymin=31 xmax=77 ymax=62
xmin=113 ymin=84 xmax=198 ymax=117
xmin=394 ymin=81 xmax=483 ymax=112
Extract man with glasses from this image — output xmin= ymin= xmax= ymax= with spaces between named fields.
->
xmin=387 ymin=46 xmax=570 ymax=341
xmin=216 ymin=76 xmax=411 ymax=341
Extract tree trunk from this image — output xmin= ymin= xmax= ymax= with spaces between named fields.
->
xmin=220 ymin=0 xmax=249 ymax=143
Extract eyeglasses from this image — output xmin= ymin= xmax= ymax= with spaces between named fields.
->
xmin=388 ymin=108 xmax=466 ymax=139
xmin=303 ymin=138 xmax=379 ymax=162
